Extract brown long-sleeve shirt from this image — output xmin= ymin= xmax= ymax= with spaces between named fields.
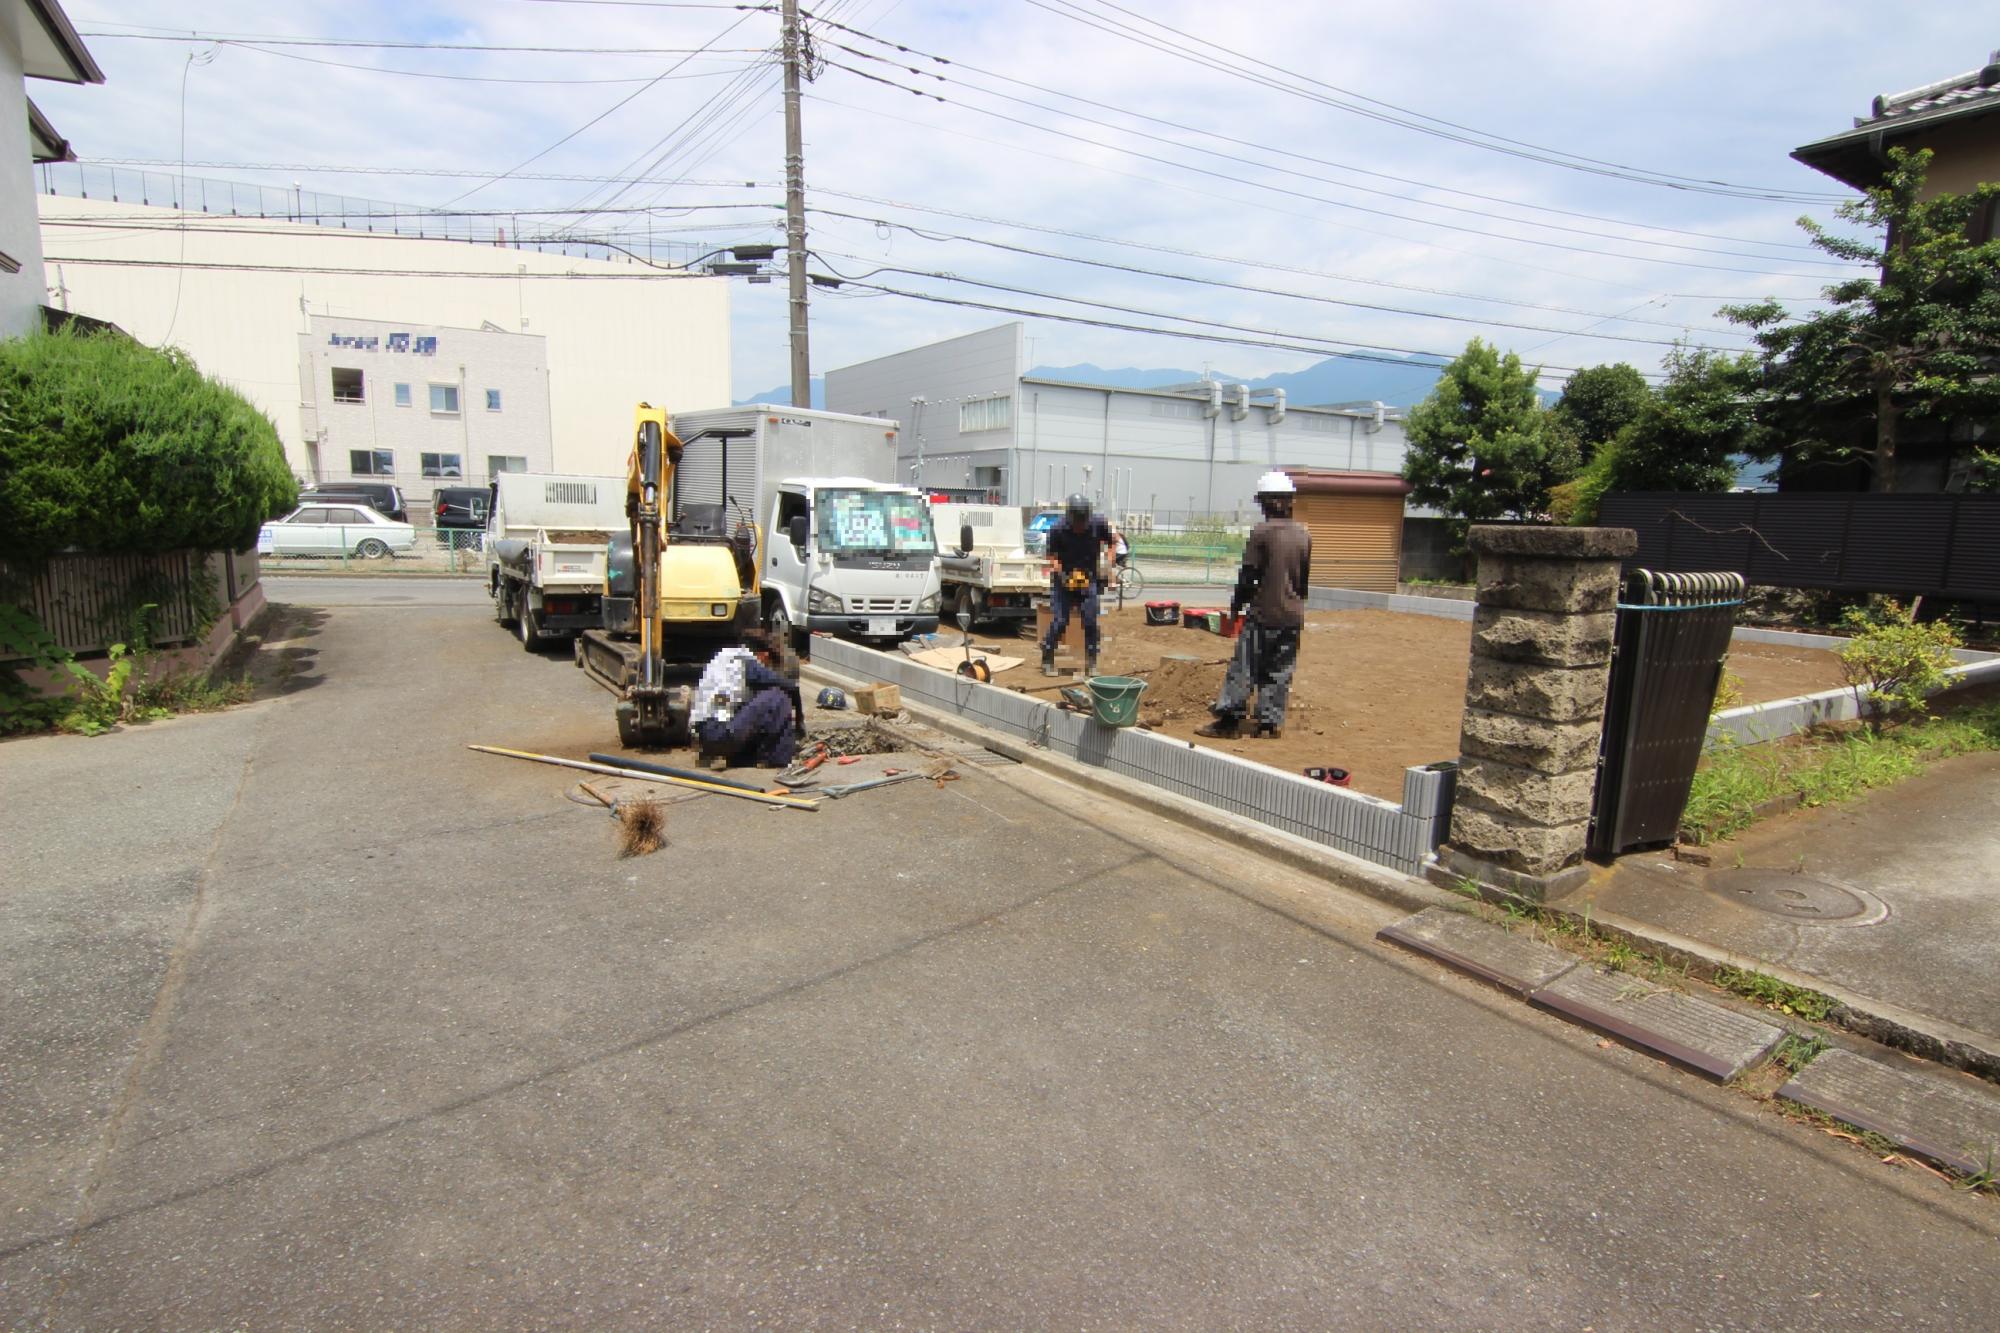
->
xmin=1236 ymin=518 xmax=1312 ymax=629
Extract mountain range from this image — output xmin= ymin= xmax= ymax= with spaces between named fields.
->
xmin=735 ymin=350 xmax=1557 ymax=413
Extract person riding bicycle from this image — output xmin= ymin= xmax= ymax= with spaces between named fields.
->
xmin=1040 ymin=493 xmax=1118 ymax=678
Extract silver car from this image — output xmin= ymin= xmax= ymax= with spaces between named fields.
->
xmin=259 ymin=502 xmax=417 ymax=559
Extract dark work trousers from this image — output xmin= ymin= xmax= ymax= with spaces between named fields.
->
xmin=1041 ymin=577 xmax=1101 ymax=656
xmin=1212 ymin=619 xmax=1301 ymax=727
xmin=695 ymin=687 xmax=799 ymax=767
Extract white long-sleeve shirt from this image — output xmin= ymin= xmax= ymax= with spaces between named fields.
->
xmin=689 ymin=646 xmax=755 ymax=726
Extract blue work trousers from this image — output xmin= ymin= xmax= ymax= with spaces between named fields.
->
xmin=1041 ymin=577 xmax=1101 ymax=656
xmin=695 ymin=687 xmax=799 ymax=768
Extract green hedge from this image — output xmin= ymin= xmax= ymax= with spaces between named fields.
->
xmin=0 ymin=328 xmax=297 ymax=563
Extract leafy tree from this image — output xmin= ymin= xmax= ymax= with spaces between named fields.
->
xmin=1401 ymin=338 xmax=1570 ymax=525
xmin=1549 ymin=346 xmax=1759 ymax=523
xmin=1552 ymin=362 xmax=1650 ymax=462
xmin=1724 ymin=148 xmax=2000 ymax=492
xmin=0 ymin=327 xmax=296 ymax=562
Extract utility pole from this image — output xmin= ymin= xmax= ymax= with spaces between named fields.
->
xmin=781 ymin=0 xmax=812 ymax=408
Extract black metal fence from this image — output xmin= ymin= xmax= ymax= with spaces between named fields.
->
xmin=1591 ymin=570 xmax=1745 ymax=860
xmin=1599 ymin=492 xmax=2000 ymax=601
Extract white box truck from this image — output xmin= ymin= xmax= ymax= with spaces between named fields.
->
xmin=668 ymin=405 xmax=941 ymax=652
xmin=484 ymin=471 xmax=627 ymax=649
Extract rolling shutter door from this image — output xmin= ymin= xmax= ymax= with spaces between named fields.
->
xmin=673 ymin=436 xmax=724 ymax=518
xmin=1299 ymin=494 xmax=1403 ymax=593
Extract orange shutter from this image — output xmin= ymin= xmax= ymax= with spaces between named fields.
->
xmin=1297 ymin=494 xmax=1403 ymax=593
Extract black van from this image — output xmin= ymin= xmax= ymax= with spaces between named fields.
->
xmin=303 ymin=481 xmax=407 ymax=523
xmin=434 ymin=486 xmax=489 ymax=549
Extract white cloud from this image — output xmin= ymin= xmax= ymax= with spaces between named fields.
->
xmin=34 ymin=0 xmax=1998 ymax=397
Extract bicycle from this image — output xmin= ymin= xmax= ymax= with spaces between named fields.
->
xmin=1112 ymin=558 xmax=1144 ymax=604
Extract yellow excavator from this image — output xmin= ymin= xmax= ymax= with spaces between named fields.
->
xmin=576 ymin=405 xmax=763 ymax=747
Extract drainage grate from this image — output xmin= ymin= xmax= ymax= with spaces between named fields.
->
xmin=1707 ymin=868 xmax=1871 ymax=922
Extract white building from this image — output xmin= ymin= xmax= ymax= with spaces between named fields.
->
xmin=36 ymin=177 xmax=734 ymax=481
xmin=825 ymin=323 xmax=1409 ymax=518
xmin=299 ymin=315 xmax=556 ymax=510
xmin=2 ymin=0 xmax=99 ymax=336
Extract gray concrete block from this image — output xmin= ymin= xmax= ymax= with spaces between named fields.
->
xmin=1377 ymin=906 xmax=1579 ymax=996
xmin=1530 ymin=968 xmax=1784 ymax=1080
xmin=1778 ymin=1049 xmax=2000 ymax=1177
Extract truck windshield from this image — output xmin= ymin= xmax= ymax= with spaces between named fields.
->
xmin=815 ymin=488 xmax=936 ymax=554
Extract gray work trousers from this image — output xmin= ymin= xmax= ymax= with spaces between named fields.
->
xmin=1212 ymin=619 xmax=1300 ymax=727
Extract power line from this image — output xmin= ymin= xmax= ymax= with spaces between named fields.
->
xmin=40 ymin=256 xmax=724 ymax=279
xmin=808 ymin=200 xmax=1774 ymax=328
xmin=76 ymin=159 xmax=779 ymax=187
xmin=222 ymin=41 xmax=762 ymax=85
xmin=809 ymin=251 xmax=1613 ymax=372
xmin=1015 ymin=0 xmax=1843 ymax=205
xmin=77 ymin=30 xmax=770 ymax=55
xmin=808 ymin=16 xmax=1830 ymax=258
xmin=805 ymin=219 xmax=1745 ymax=346
xmin=817 ymin=56 xmax=1849 ymax=280
xmin=437 ymin=8 xmax=766 ymax=206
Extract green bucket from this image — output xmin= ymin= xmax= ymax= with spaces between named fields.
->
xmin=1086 ymin=674 xmax=1147 ymax=727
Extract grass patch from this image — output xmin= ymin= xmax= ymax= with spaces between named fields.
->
xmin=1714 ymin=965 xmax=1836 ymax=1022
xmin=1772 ymin=1033 xmax=1830 ymax=1074
xmin=1683 ymin=699 xmax=2000 ymax=844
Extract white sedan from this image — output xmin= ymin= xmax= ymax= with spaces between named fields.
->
xmin=259 ymin=502 xmax=417 ymax=559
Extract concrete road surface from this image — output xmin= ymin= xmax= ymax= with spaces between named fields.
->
xmin=2 ymin=585 xmax=1996 ymax=1328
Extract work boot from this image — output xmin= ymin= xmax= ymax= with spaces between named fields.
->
xmin=1195 ymin=716 xmax=1240 ymax=739
xmin=1085 ymin=654 xmax=1100 ymax=678
xmin=1041 ymin=648 xmax=1057 ymax=677
xmin=1255 ymin=721 xmax=1284 ymax=740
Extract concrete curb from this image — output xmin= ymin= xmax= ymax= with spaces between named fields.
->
xmin=1524 ymin=898 xmax=2000 ymax=1086
xmin=803 ymin=662 xmax=1459 ymax=919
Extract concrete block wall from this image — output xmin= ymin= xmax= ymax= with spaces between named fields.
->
xmin=809 ymin=636 xmax=1453 ymax=875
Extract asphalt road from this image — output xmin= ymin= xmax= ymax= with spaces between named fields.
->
xmin=2 ymin=586 xmax=1997 ymax=1327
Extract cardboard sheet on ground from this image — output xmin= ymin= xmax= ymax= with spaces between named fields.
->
xmin=906 ymin=646 xmax=1025 ymax=673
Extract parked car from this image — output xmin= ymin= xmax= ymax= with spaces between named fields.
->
xmin=302 ymin=481 xmax=407 ymax=523
xmin=1022 ymin=509 xmax=1063 ymax=555
xmin=259 ymin=502 xmax=417 ymax=559
xmin=433 ymin=486 xmax=489 ymax=549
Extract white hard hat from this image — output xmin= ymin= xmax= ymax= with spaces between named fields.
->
xmin=1255 ymin=471 xmax=1296 ymax=496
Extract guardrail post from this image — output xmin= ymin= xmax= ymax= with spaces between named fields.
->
xmin=1435 ymin=525 xmax=1637 ymax=901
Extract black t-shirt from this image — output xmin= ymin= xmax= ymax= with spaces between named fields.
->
xmin=1046 ymin=515 xmax=1113 ymax=575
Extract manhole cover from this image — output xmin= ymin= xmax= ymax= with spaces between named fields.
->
xmin=1707 ymin=868 xmax=1870 ymax=922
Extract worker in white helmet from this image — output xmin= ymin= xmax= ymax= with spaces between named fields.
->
xmin=1198 ymin=471 xmax=1312 ymax=740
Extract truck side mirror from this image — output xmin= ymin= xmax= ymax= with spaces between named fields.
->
xmin=788 ymin=514 xmax=809 ymax=549
xmin=959 ymin=523 xmax=974 ymax=556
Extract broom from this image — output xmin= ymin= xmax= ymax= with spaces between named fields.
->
xmin=616 ymin=797 xmax=667 ymax=858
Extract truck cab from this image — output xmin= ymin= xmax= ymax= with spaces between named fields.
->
xmin=764 ymin=477 xmax=940 ymax=650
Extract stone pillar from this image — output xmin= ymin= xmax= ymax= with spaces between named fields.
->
xmin=1437 ymin=525 xmax=1637 ymax=900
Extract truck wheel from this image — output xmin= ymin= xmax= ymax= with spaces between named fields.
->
xmin=769 ymin=604 xmax=807 ymax=658
xmin=519 ymin=604 xmax=541 ymax=651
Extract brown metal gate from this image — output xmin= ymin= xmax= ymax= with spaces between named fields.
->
xmin=1590 ymin=570 xmax=1745 ymax=859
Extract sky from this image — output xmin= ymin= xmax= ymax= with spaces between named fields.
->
xmin=30 ymin=1 xmax=1999 ymax=400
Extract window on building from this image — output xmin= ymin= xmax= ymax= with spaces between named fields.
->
xmin=1149 ymin=400 xmax=1200 ymax=420
xmin=421 ymin=452 xmax=464 ymax=478
xmin=959 ymin=394 xmax=1012 ymax=433
xmin=394 ymin=383 xmax=412 ymax=408
xmin=430 ymin=383 xmax=460 ymax=414
xmin=485 ymin=389 xmax=503 ymax=411
xmin=331 ymin=368 xmax=364 ymax=404
xmin=349 ymin=449 xmax=394 ymax=476
xmin=487 ymin=455 xmax=528 ymax=477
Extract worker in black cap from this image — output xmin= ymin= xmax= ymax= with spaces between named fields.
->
xmin=1040 ymin=492 xmax=1118 ymax=678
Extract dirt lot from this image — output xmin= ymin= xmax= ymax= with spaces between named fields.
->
xmin=955 ymin=607 xmax=1845 ymax=800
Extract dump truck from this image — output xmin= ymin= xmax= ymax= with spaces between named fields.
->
xmin=931 ymin=502 xmax=1043 ymax=629
xmin=486 ymin=472 xmax=626 ymax=649
xmin=667 ymin=405 xmax=941 ymax=654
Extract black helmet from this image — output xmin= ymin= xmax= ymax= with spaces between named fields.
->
xmin=1065 ymin=492 xmax=1092 ymax=521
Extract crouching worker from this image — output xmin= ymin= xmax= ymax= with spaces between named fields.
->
xmin=692 ymin=630 xmax=804 ymax=768
xmin=1198 ymin=471 xmax=1311 ymax=740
